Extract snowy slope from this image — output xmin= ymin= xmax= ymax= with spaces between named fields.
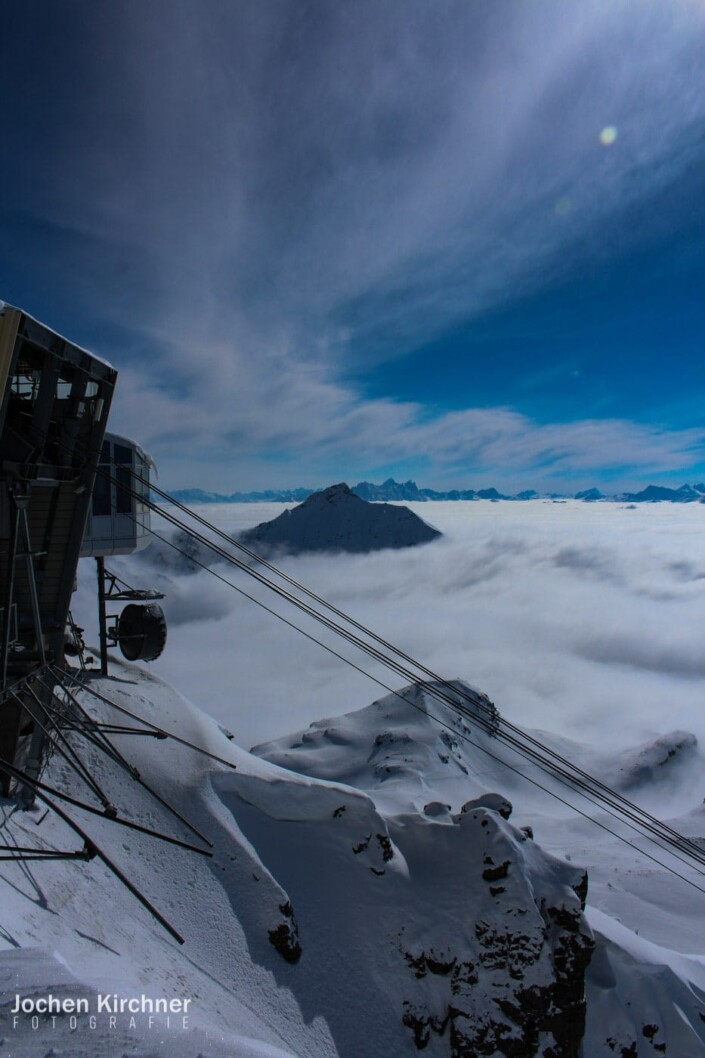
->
xmin=585 ymin=909 xmax=705 ymax=1057
xmin=0 ymin=664 xmax=333 ymax=1058
xmin=2 ymin=666 xmax=705 ymax=1057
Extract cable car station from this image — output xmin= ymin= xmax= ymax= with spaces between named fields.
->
xmin=0 ymin=304 xmax=166 ymax=795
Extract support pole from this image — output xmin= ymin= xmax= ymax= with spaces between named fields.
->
xmin=96 ymin=556 xmax=108 ymax=676
xmin=18 ymin=502 xmax=46 ymax=666
xmin=0 ymin=756 xmax=185 ymax=944
xmin=1 ymin=499 xmax=20 ymax=690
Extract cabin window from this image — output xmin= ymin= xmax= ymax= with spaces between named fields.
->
xmin=92 ymin=442 xmax=112 ymax=516
xmin=11 ymin=364 xmax=41 ymax=400
xmin=56 ymin=370 xmax=74 ymax=400
xmin=114 ymin=444 xmax=133 ymax=514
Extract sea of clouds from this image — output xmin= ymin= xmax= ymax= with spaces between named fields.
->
xmin=72 ymin=501 xmax=705 ymax=760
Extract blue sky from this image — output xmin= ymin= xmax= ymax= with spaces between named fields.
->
xmin=1 ymin=0 xmax=704 ymax=492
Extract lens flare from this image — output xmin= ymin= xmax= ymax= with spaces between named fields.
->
xmin=600 ymin=126 xmax=618 ymax=146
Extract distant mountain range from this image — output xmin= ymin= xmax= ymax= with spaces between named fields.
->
xmin=168 ymin=479 xmax=705 ymax=505
xmin=170 ymin=487 xmax=314 ymax=504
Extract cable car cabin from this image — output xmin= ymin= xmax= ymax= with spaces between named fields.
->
xmin=81 ymin=433 xmax=153 ymax=557
xmin=80 ymin=433 xmax=166 ymax=674
xmin=0 ymin=303 xmax=115 ymax=796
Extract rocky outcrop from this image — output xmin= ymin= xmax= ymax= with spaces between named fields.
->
xmin=268 ymin=900 xmax=302 ymax=963
xmin=249 ymin=678 xmax=705 ymax=1057
xmin=221 ymin=729 xmax=595 ymax=1058
xmin=395 ymin=804 xmax=593 ymax=1058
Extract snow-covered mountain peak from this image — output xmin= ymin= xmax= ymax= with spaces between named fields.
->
xmin=239 ymin=482 xmax=442 ymax=555
xmin=253 ymin=678 xmax=500 ymax=814
xmin=255 ymin=677 xmax=703 ymax=823
xmin=300 ymin=481 xmax=354 ymax=505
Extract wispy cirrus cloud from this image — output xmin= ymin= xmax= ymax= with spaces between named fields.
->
xmin=111 ymin=353 xmax=705 ymax=490
xmin=33 ymin=0 xmax=704 ymax=348
xmin=3 ymin=1 xmax=705 ymax=486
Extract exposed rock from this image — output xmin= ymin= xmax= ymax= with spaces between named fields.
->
xmin=482 ymin=858 xmax=511 ymax=882
xmin=397 ymin=807 xmax=595 ymax=1058
xmin=461 ymin=793 xmax=513 ymax=820
xmin=267 ymin=921 xmax=301 ymax=963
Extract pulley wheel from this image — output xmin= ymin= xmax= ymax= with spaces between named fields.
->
xmin=117 ymin=603 xmax=167 ymax=662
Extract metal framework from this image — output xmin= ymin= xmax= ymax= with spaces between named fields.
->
xmin=0 ymin=304 xmax=116 ymax=796
xmin=95 ymin=561 xmax=164 ymax=675
xmin=0 ymin=306 xmax=202 ymax=943
xmin=0 ymin=663 xmax=221 ymax=942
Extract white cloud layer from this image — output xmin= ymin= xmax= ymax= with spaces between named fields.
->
xmin=72 ymin=501 xmax=705 ymax=788
xmin=111 ymin=361 xmax=705 ymax=491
